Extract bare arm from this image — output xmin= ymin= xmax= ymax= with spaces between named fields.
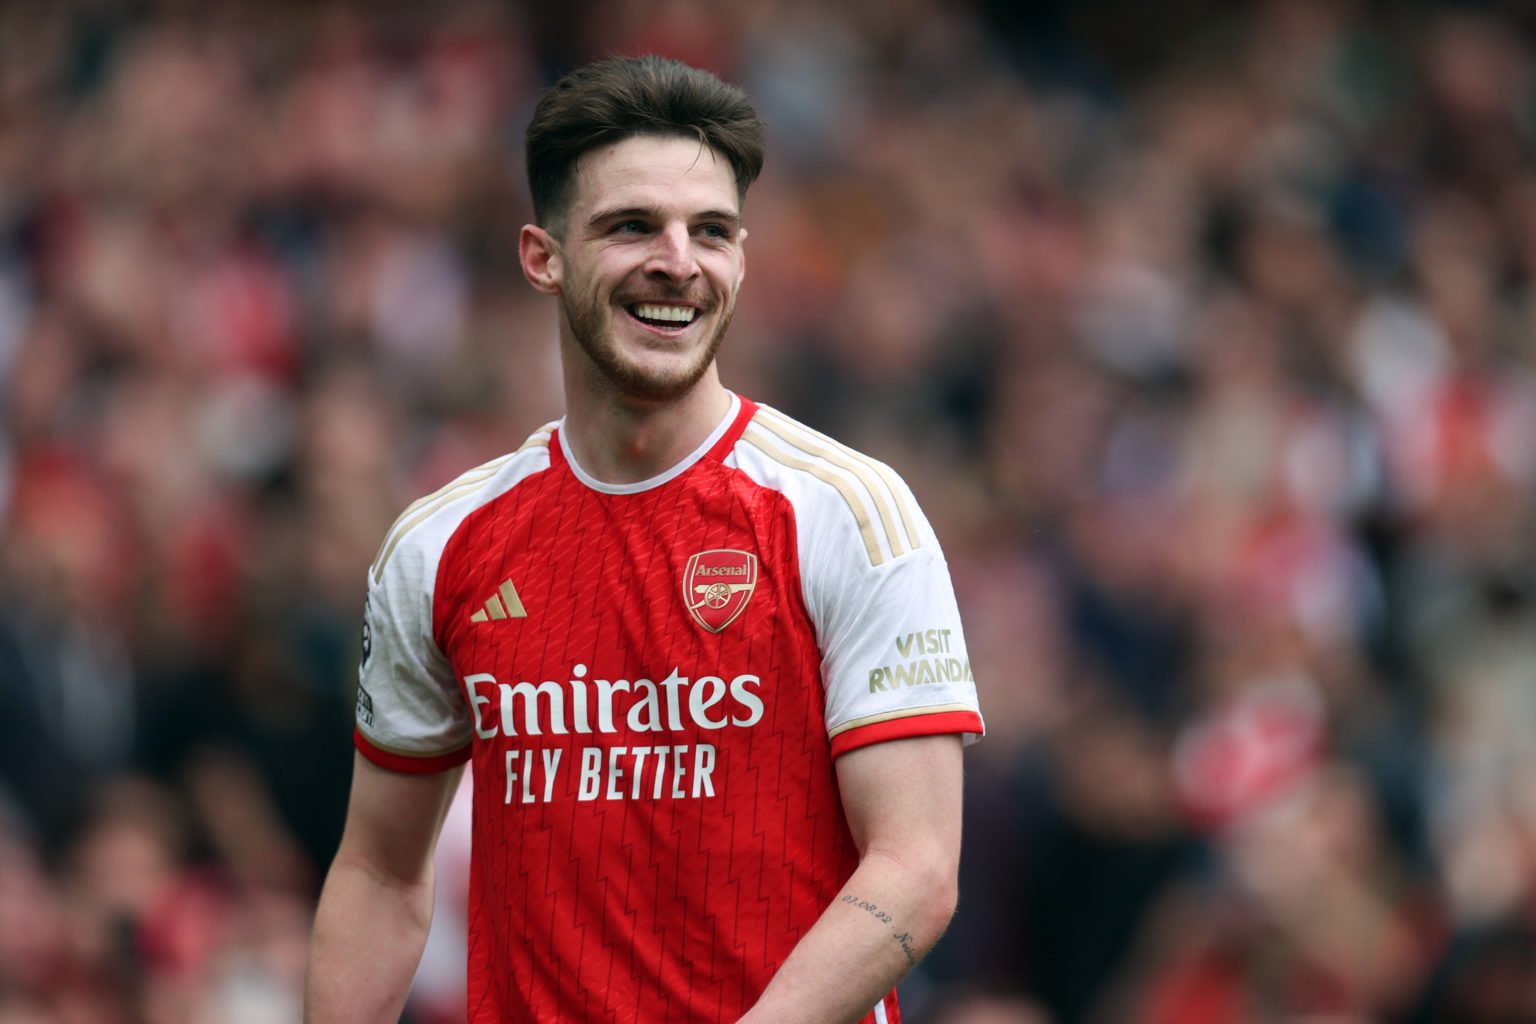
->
xmin=737 ymin=733 xmax=964 ymax=1024
xmin=305 ymin=753 xmax=463 ymax=1024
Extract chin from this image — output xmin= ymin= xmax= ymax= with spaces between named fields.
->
xmin=604 ymin=359 xmax=714 ymax=402
xmin=566 ymin=299 xmax=730 ymax=402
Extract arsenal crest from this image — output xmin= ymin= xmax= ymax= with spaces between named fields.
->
xmin=683 ymin=549 xmax=758 ymax=633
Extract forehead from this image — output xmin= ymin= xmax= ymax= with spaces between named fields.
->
xmin=570 ymin=134 xmax=740 ymax=219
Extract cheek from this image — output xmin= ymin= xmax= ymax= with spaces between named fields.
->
xmin=582 ymin=253 xmax=644 ymax=294
xmin=706 ymin=254 xmax=745 ymax=293
xmin=566 ymin=263 xmax=609 ymax=303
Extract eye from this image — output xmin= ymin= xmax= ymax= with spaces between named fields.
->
xmin=613 ymin=220 xmax=649 ymax=234
xmin=699 ymin=223 xmax=733 ymax=240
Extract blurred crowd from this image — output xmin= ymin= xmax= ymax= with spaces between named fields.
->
xmin=3 ymin=0 xmax=1536 ymax=1021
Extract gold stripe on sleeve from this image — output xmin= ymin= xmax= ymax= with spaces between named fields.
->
xmin=360 ymin=733 xmax=473 ymax=759
xmin=751 ymin=410 xmax=909 ymax=561
xmin=742 ymin=424 xmax=885 ymax=566
xmin=516 ymin=427 xmax=557 ymax=454
xmin=756 ymin=407 xmax=923 ymax=554
xmin=371 ymin=464 xmax=510 ymax=581
xmin=826 ymin=702 xmax=978 ymax=740
xmin=370 ymin=427 xmax=554 ymax=582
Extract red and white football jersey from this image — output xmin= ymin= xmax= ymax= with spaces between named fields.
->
xmin=354 ymin=394 xmax=984 ymax=1024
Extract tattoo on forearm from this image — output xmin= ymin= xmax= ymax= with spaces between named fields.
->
xmin=838 ymin=895 xmax=918 ymax=966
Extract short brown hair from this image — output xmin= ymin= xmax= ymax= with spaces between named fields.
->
xmin=525 ymin=55 xmax=765 ymax=232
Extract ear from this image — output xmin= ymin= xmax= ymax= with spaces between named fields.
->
xmin=520 ymin=224 xmax=563 ymax=296
xmin=736 ymin=227 xmax=748 ymax=288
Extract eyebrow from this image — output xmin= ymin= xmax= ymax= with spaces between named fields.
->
xmin=697 ymin=210 xmax=744 ymax=230
xmin=588 ymin=207 xmax=742 ymax=231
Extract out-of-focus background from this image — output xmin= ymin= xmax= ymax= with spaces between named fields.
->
xmin=3 ymin=0 xmax=1536 ymax=1021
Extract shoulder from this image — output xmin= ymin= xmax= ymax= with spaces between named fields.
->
xmin=368 ymin=421 xmax=558 ymax=587
xmin=730 ymin=403 xmax=934 ymax=569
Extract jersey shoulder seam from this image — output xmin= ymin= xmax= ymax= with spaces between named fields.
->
xmin=736 ymin=405 xmax=924 ymax=568
xmin=370 ymin=422 xmax=557 ymax=583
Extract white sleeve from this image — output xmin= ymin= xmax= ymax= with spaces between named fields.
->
xmin=804 ymin=494 xmax=985 ymax=757
xmin=722 ymin=406 xmax=985 ymax=756
xmin=354 ymin=520 xmax=473 ymax=773
xmin=351 ymin=438 xmax=554 ymax=771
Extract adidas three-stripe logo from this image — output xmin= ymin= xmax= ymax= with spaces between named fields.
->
xmin=470 ymin=579 xmax=527 ymax=622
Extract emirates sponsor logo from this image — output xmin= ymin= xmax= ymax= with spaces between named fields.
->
xmin=683 ymin=549 xmax=757 ymax=632
xmin=463 ymin=664 xmax=765 ymax=806
xmin=463 ymin=665 xmax=764 ymax=740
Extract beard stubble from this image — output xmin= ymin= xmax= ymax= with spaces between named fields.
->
xmin=562 ymin=280 xmax=734 ymax=403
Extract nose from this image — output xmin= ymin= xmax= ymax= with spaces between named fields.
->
xmin=645 ymin=223 xmax=699 ymax=282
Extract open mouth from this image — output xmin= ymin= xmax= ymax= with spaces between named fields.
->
xmin=625 ymin=302 xmax=699 ymax=331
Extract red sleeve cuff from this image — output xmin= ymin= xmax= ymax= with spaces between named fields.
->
xmin=830 ymin=710 xmax=984 ymax=758
xmin=354 ymin=728 xmax=471 ymax=773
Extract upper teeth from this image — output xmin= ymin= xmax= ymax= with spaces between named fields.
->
xmin=635 ymin=304 xmax=696 ymax=323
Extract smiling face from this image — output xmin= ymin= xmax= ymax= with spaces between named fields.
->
xmin=521 ymin=134 xmax=747 ymax=404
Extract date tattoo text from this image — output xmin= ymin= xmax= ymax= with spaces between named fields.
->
xmin=839 ymin=895 xmax=918 ymax=966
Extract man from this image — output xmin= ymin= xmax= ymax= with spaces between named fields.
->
xmin=305 ymin=55 xmax=984 ymax=1024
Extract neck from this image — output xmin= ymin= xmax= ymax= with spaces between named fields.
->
xmin=560 ymin=352 xmax=732 ymax=486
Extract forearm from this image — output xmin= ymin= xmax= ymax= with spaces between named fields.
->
xmin=304 ymin=854 xmax=436 ymax=1023
xmin=737 ymin=846 xmax=957 ymax=1024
